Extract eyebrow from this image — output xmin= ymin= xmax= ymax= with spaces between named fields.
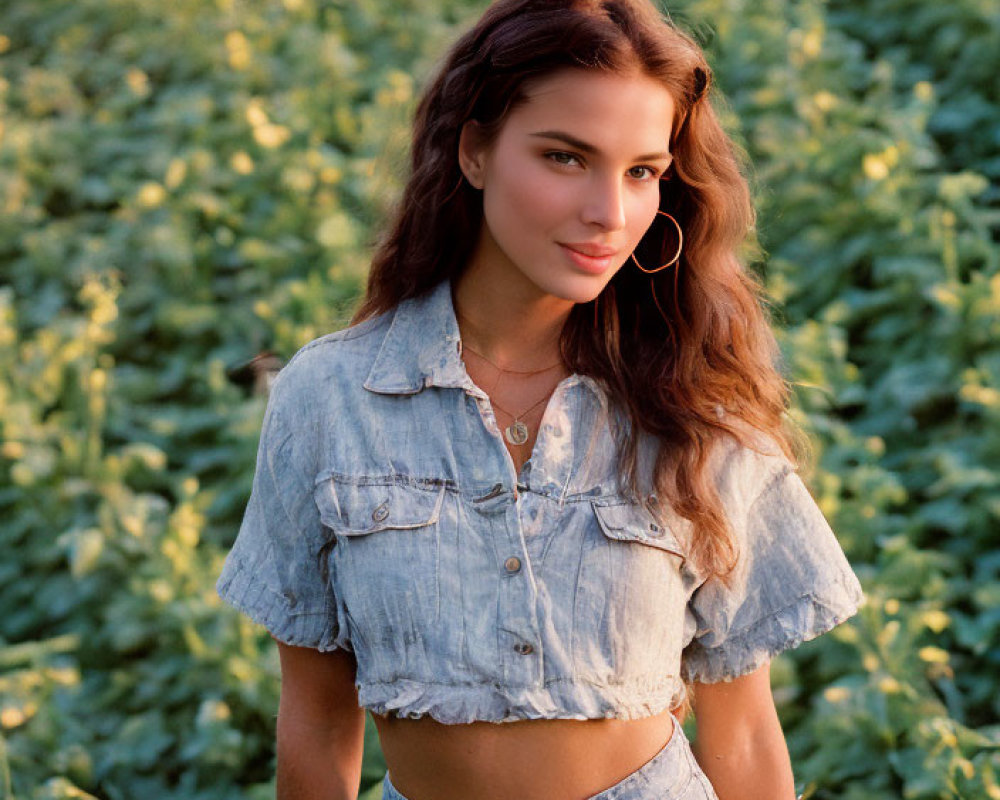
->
xmin=528 ymin=129 xmax=672 ymax=162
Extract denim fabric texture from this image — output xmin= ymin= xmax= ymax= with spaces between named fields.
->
xmin=216 ymin=276 xmax=865 ymax=724
xmin=380 ymin=714 xmax=720 ymax=800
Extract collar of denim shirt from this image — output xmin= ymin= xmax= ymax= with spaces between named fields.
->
xmin=362 ymin=275 xmax=607 ymax=405
xmin=359 ymin=276 xmax=664 ymax=502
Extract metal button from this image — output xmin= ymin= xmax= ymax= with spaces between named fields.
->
xmin=504 ymin=556 xmax=521 ymax=573
xmin=514 ymin=642 xmax=534 ymax=655
xmin=372 ymin=501 xmax=390 ymax=522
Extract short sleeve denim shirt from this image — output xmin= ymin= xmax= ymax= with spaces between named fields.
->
xmin=216 ymin=276 xmax=865 ymax=724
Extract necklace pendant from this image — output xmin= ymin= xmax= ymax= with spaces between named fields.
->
xmin=505 ymin=420 xmax=529 ymax=445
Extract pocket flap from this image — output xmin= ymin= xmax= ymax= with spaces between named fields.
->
xmin=590 ymin=499 xmax=685 ymax=559
xmin=316 ymin=477 xmax=447 ymax=535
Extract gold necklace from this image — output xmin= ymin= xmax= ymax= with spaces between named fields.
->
xmin=460 ymin=342 xmax=565 ymax=446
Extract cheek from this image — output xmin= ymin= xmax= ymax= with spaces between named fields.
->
xmin=486 ymin=156 xmax=572 ymax=229
xmin=628 ymin=195 xmax=662 ymax=244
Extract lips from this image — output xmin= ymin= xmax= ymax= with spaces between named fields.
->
xmin=559 ymin=243 xmax=617 ymax=275
xmin=560 ymin=242 xmax=619 ymax=257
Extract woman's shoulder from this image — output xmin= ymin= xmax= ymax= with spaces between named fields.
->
xmin=284 ymin=309 xmax=394 ymax=374
xmin=708 ymin=412 xmax=795 ymax=511
xmin=267 ymin=308 xmax=396 ymax=405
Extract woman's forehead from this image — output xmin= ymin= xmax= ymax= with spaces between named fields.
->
xmin=508 ymin=69 xmax=676 ymax=152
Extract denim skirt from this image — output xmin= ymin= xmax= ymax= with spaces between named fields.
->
xmin=379 ymin=713 xmax=720 ymax=800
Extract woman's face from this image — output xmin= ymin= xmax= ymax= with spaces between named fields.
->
xmin=458 ymin=67 xmax=676 ymax=304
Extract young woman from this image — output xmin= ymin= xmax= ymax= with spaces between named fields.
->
xmin=216 ymin=1 xmax=865 ymax=798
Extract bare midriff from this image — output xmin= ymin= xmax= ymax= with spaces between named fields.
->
xmin=371 ymin=706 xmax=679 ymax=800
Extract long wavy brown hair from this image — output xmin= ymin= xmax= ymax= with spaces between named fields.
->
xmin=351 ymin=0 xmax=806 ymax=586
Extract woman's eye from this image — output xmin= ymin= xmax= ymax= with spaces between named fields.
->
xmin=546 ymin=151 xmax=580 ymax=167
xmin=629 ymin=166 xmax=660 ymax=181
xmin=632 ymin=165 xmax=667 ymax=181
xmin=545 ymin=152 xmax=662 ymax=181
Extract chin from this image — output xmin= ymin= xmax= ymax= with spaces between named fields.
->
xmin=533 ymin=273 xmax=616 ymax=306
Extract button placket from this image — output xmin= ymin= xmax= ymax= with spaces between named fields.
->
xmin=496 ymin=501 xmax=542 ymax=685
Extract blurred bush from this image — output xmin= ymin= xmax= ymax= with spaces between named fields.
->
xmin=0 ymin=0 xmax=996 ymax=797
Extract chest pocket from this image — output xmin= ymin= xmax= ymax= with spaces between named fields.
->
xmin=320 ymin=477 xmax=447 ymax=534
xmin=572 ymin=497 xmax=689 ymax=683
xmin=314 ymin=476 xmax=451 ymax=659
xmin=590 ymin=500 xmax=686 ymax=561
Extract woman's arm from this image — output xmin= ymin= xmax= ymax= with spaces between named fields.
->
xmin=274 ymin=639 xmax=366 ymax=800
xmin=690 ymin=661 xmax=797 ymax=800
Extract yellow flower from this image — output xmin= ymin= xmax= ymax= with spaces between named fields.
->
xmin=1 ymin=440 xmax=24 ymax=459
xmin=230 ymin=151 xmax=255 ymax=175
xmin=914 ymin=81 xmax=934 ymax=102
xmin=1 ymin=706 xmax=26 ymax=729
xmin=320 ymin=166 xmax=343 ymax=184
xmin=245 ymin=98 xmax=269 ymax=128
xmin=865 ymin=436 xmax=885 ymax=456
xmin=813 ymin=90 xmax=837 ymax=111
xmin=149 ymin=579 xmax=174 ymax=603
xmin=922 ymin=610 xmax=950 ymax=633
xmin=226 ymin=31 xmax=251 ymax=71
xmin=137 ymin=182 xmax=167 ymax=208
xmin=165 ymin=158 xmax=187 ymax=189
xmin=317 ymin=212 xmax=357 ymax=249
xmin=126 ymin=67 xmax=150 ymax=97
xmin=918 ymin=646 xmax=950 ymax=664
xmin=89 ymin=369 xmax=107 ymax=393
xmin=862 ymin=154 xmax=889 ymax=181
xmin=823 ymin=686 xmax=850 ymax=703
xmin=802 ymin=29 xmax=823 ymax=59
xmin=253 ymin=123 xmax=291 ymax=149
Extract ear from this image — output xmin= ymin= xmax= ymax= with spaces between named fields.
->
xmin=457 ymin=120 xmax=488 ymax=190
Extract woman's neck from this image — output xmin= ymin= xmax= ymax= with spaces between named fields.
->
xmin=452 ymin=263 xmax=573 ymax=372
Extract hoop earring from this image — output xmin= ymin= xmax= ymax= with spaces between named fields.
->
xmin=631 ymin=211 xmax=683 ymax=273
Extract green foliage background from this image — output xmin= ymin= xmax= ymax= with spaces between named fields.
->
xmin=0 ymin=0 xmax=997 ymax=797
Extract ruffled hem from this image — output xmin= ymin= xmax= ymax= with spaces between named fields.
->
xmin=680 ymin=573 xmax=864 ymax=684
xmin=358 ymin=676 xmax=686 ymax=724
xmin=216 ymin=555 xmax=350 ymax=652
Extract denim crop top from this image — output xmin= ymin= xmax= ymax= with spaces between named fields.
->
xmin=215 ymin=276 xmax=865 ymax=723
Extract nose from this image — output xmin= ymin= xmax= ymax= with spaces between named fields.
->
xmin=580 ymin=173 xmax=627 ymax=231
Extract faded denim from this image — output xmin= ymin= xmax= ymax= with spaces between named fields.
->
xmin=216 ymin=275 xmax=864 ymax=727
